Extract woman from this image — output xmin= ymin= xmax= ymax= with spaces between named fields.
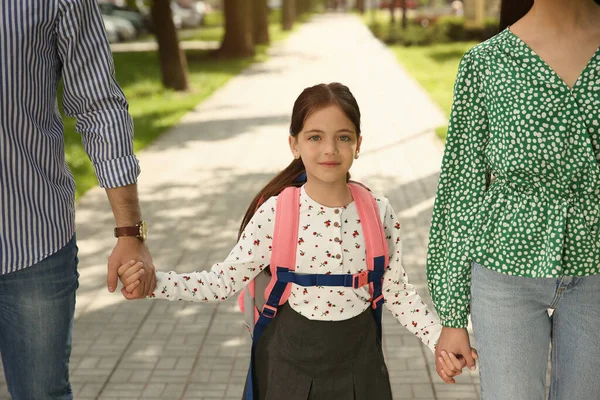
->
xmin=426 ymin=1 xmax=600 ymax=399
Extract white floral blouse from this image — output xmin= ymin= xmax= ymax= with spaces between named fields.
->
xmin=150 ymin=186 xmax=441 ymax=353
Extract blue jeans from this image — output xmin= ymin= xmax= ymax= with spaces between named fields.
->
xmin=0 ymin=236 xmax=79 ymax=400
xmin=471 ymin=262 xmax=600 ymax=400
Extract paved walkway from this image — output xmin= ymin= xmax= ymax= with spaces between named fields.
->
xmin=0 ymin=13 xmax=480 ymax=400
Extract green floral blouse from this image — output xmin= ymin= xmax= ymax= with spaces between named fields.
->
xmin=426 ymin=28 xmax=600 ymax=328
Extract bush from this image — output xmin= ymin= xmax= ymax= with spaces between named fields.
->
xmin=369 ymin=21 xmax=386 ymax=40
xmin=435 ymin=16 xmax=499 ymax=42
xmin=435 ymin=16 xmax=467 ymax=41
xmin=368 ymin=15 xmax=499 ymax=46
xmin=387 ymin=24 xmax=431 ymax=46
xmin=482 ymin=17 xmax=501 ymax=40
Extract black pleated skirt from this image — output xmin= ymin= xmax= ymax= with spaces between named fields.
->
xmin=242 ymin=303 xmax=394 ymax=400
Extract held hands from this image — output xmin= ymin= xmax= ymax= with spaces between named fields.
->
xmin=113 ymin=253 xmax=480 ymax=382
xmin=436 ymin=348 xmax=479 ymax=384
xmin=118 ymin=260 xmax=146 ymax=293
xmin=435 ymin=327 xmax=479 ymax=384
xmin=116 ymin=258 xmax=157 ymax=299
xmin=116 ymin=262 xmax=478 ymax=382
xmin=108 ymin=237 xmax=156 ymax=300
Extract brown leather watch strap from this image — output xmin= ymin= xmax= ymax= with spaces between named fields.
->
xmin=114 ymin=220 xmax=147 ymax=242
xmin=114 ymin=226 xmax=140 ymax=238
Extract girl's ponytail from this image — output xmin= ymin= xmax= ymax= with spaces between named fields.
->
xmin=237 ymin=158 xmax=306 ymax=239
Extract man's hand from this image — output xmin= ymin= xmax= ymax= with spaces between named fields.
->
xmin=435 ymin=327 xmax=477 ymax=384
xmin=107 ymin=237 xmax=156 ymax=299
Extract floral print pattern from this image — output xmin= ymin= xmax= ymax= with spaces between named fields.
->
xmin=151 ymin=186 xmax=441 ymax=352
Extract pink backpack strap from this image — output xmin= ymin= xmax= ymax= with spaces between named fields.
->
xmin=348 ymin=183 xmax=389 ymax=307
xmin=270 ymin=186 xmax=300 ymax=273
xmin=244 ymin=188 xmax=301 ymax=400
xmin=237 ymin=195 xmax=266 ymax=318
xmin=262 ymin=186 xmax=300 ymax=314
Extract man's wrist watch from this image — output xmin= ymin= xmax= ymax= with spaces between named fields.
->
xmin=114 ymin=220 xmax=148 ymax=242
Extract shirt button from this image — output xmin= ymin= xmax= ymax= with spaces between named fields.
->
xmin=335 ymin=254 xmax=341 ymax=259
xmin=334 ymin=209 xmax=340 ymax=214
xmin=334 ymin=237 xmax=340 ymax=243
xmin=334 ymin=222 xmax=340 ymax=228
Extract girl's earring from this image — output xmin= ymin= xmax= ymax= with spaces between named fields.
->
xmin=294 ymin=154 xmax=300 ymax=160
xmin=354 ymin=153 xmax=360 ymax=159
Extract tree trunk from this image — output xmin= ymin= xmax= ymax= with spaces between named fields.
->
xmin=389 ymin=1 xmax=396 ymax=24
xmin=401 ymin=0 xmax=407 ymax=29
xmin=253 ymin=0 xmax=270 ymax=45
xmin=306 ymin=0 xmax=315 ymax=13
xmin=355 ymin=0 xmax=365 ymax=13
xmin=151 ymin=0 xmax=189 ymax=91
xmin=282 ymin=0 xmax=295 ymax=31
xmin=297 ymin=0 xmax=307 ymax=17
xmin=220 ymin=0 xmax=254 ymax=57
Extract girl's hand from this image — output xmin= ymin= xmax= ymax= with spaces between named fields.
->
xmin=435 ymin=327 xmax=477 ymax=384
xmin=437 ymin=348 xmax=478 ymax=383
xmin=117 ymin=260 xmax=145 ymax=294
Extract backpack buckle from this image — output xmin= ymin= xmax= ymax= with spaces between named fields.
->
xmin=352 ymin=270 xmax=369 ymax=288
xmin=262 ymin=304 xmax=278 ymax=318
xmin=372 ymin=294 xmax=385 ymax=309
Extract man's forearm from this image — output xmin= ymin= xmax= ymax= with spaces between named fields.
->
xmin=105 ymin=184 xmax=142 ymax=227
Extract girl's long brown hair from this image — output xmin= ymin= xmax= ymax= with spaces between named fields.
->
xmin=237 ymin=82 xmax=362 ymax=239
xmin=499 ymin=0 xmax=534 ymax=31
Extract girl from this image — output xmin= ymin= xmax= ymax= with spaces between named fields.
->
xmin=120 ymin=83 xmax=474 ymax=399
xmin=427 ymin=1 xmax=600 ymax=399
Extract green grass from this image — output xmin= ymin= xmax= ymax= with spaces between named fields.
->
xmin=63 ymin=12 xmax=307 ymax=198
xmin=391 ymin=42 xmax=475 ymax=141
xmin=391 ymin=41 xmax=476 ymax=117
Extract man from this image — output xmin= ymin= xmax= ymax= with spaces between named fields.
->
xmin=0 ymin=0 xmax=155 ymax=398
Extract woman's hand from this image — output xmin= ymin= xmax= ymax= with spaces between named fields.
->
xmin=435 ymin=327 xmax=477 ymax=384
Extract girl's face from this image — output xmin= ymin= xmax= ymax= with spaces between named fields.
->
xmin=289 ymin=104 xmax=362 ymax=186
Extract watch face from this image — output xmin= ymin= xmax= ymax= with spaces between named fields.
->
xmin=139 ymin=220 xmax=148 ymax=241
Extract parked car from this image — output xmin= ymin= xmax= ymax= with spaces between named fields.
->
xmin=102 ymin=15 xmax=120 ymax=43
xmin=98 ymin=2 xmax=147 ymax=34
xmin=268 ymin=0 xmax=282 ymax=9
xmin=171 ymin=1 xmax=206 ymax=29
xmin=102 ymin=15 xmax=137 ymax=43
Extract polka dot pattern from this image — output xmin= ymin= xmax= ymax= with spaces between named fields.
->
xmin=426 ymin=29 xmax=600 ymax=328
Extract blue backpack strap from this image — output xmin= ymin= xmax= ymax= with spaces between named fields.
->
xmin=277 ymin=269 xmax=384 ymax=288
xmin=245 ymin=187 xmax=300 ymax=400
xmin=294 ymin=171 xmax=307 ymax=184
xmin=371 ymin=255 xmax=386 ymax=341
xmin=348 ymin=183 xmax=389 ymax=341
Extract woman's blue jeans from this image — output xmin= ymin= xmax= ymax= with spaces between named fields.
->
xmin=0 ymin=236 xmax=79 ymax=399
xmin=471 ymin=261 xmax=600 ymax=400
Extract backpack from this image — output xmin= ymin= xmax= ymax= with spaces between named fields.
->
xmin=237 ymin=181 xmax=389 ymax=399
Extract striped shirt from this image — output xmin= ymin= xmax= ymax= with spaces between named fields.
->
xmin=0 ymin=0 xmax=140 ymax=274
